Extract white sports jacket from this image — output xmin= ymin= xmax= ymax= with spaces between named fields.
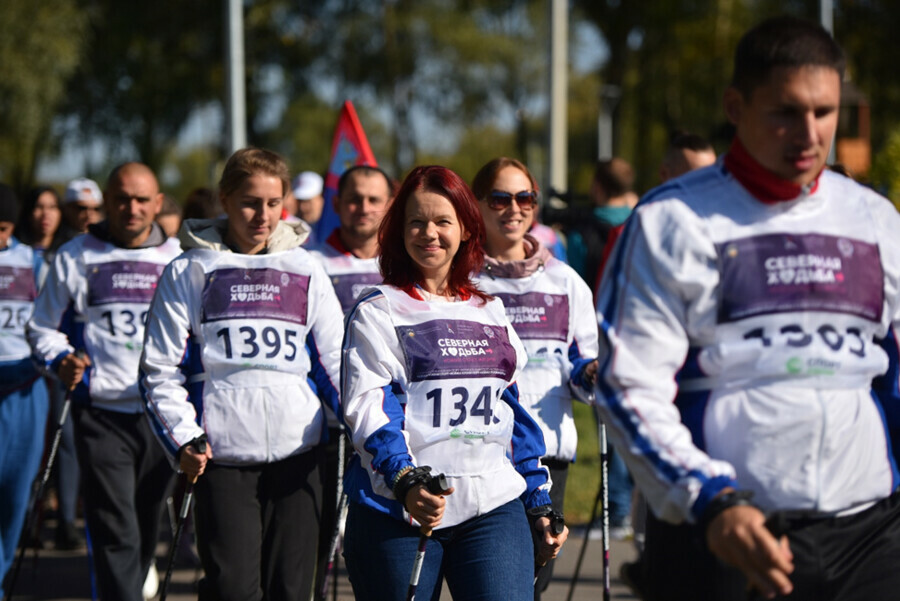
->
xmin=341 ymin=284 xmax=552 ymax=528
xmin=27 ymin=225 xmax=182 ymax=412
xmin=595 ymin=163 xmax=900 ymax=526
xmin=473 ymin=236 xmax=598 ymax=462
xmin=1 ymin=239 xmax=43 ymax=393
xmin=140 ymin=218 xmax=343 ymax=466
xmin=308 ymin=229 xmax=382 ymax=314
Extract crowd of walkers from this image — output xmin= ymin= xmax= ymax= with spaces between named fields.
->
xmin=2 ymin=15 xmax=900 ymax=601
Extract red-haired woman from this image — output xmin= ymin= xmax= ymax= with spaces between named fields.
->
xmin=471 ymin=158 xmax=599 ymax=599
xmin=340 ymin=165 xmax=568 ymax=600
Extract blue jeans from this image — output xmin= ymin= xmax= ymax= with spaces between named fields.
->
xmin=344 ymin=498 xmax=534 ymax=601
xmin=0 ymin=377 xmax=48 ymax=596
xmin=607 ymin=444 xmax=633 ymax=525
xmin=49 ymin=380 xmax=80 ymax=524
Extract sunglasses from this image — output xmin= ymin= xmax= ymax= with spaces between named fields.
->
xmin=487 ymin=190 xmax=538 ymax=211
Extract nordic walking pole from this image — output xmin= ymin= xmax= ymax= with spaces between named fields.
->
xmin=318 ymin=492 xmax=348 ymax=601
xmin=565 ymin=408 xmax=611 ymax=601
xmin=332 ymin=432 xmax=346 ymax=601
xmin=316 ymin=430 xmax=349 ymax=601
xmin=565 ymin=470 xmax=603 ymax=601
xmin=4 ymin=350 xmax=87 ymax=601
xmin=599 ymin=420 xmax=611 ymax=601
xmin=405 ymin=470 xmax=452 ymax=601
xmin=159 ymin=435 xmax=207 ymax=601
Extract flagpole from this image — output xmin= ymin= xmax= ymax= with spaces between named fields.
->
xmin=225 ymin=0 xmax=247 ymax=153
xmin=548 ymin=0 xmax=568 ymax=199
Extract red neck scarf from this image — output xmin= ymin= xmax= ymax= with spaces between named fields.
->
xmin=325 ymin=229 xmax=351 ymax=256
xmin=723 ymin=138 xmax=820 ymax=204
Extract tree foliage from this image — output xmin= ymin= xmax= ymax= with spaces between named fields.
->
xmin=3 ymin=0 xmax=900 ymax=204
xmin=58 ymin=0 xmax=223 ymax=175
xmin=253 ymin=0 xmax=549 ymax=178
xmin=870 ymin=126 xmax=900 ymax=209
xmin=0 ymin=0 xmax=86 ymax=190
xmin=573 ymin=0 xmax=900 ymax=197
xmin=836 ymin=1 xmax=900 ymax=156
xmin=574 ymin=0 xmax=759 ymax=193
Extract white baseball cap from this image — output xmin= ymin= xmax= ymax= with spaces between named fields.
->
xmin=292 ymin=171 xmax=324 ymax=200
xmin=64 ymin=178 xmax=103 ymax=205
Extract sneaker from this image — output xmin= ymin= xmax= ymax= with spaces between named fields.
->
xmin=55 ymin=521 xmax=85 ymax=551
xmin=609 ymin=520 xmax=634 ymax=541
xmin=586 ymin=516 xmax=634 ymax=541
xmin=143 ymin=562 xmax=159 ymax=599
xmin=586 ymin=520 xmax=605 ymax=540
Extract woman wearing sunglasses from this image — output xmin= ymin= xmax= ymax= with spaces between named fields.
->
xmin=472 ymin=157 xmax=599 ymax=600
xmin=340 ymin=165 xmax=568 ymax=600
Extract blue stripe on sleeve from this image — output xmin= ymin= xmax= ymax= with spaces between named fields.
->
xmin=182 ymin=336 xmax=205 ymax=425
xmin=568 ymin=338 xmax=592 ymax=391
xmin=674 ymin=348 xmax=710 ymax=451
xmin=306 ymin=330 xmax=341 ymax=426
xmin=503 ymin=382 xmax=552 ymax=508
xmin=362 ymin=383 xmax=414 ymax=491
xmin=871 ymin=326 xmax=900 ymax=488
xmin=140 ymin=334 xmax=198 ymax=458
xmin=596 ymin=212 xmax=716 ymax=500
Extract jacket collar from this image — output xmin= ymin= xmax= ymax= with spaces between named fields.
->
xmin=723 ymin=138 xmax=821 ymax=204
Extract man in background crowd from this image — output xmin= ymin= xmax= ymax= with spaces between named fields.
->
xmin=308 ymin=164 xmax=394 ymax=595
xmin=156 ymin=193 xmax=182 ymax=238
xmin=61 ymin=177 xmax=103 ymax=237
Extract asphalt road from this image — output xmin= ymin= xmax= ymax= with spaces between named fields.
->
xmin=5 ymin=519 xmax=640 ymax=600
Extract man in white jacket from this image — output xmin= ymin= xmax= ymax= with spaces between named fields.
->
xmin=27 ymin=163 xmax=181 ymax=601
xmin=595 ymin=16 xmax=900 ymax=601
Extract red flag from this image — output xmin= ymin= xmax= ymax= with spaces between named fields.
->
xmin=313 ymin=100 xmax=378 ymax=243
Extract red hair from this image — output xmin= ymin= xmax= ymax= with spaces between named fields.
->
xmin=379 ymin=166 xmax=490 ymax=303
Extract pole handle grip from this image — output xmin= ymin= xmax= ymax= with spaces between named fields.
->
xmin=67 ymin=349 xmax=88 ymax=392
xmin=417 ymin=472 xmax=451 ymax=536
xmin=186 ymin=437 xmax=208 ymax=486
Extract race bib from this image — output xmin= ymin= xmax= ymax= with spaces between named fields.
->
xmin=331 ymin=272 xmax=382 ymax=313
xmin=201 ymin=267 xmax=310 ymax=325
xmin=716 ymin=233 xmax=883 ymax=323
xmin=494 ymin=291 xmax=569 ymax=341
xmin=396 ymin=318 xmax=517 ymax=382
xmin=87 ymin=261 xmax=163 ymax=306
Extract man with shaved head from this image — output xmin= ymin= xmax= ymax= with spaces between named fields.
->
xmin=27 ymin=162 xmax=183 ymax=601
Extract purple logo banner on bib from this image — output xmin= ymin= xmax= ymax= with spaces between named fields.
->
xmin=397 ymin=319 xmax=517 ymax=382
xmin=87 ymin=261 xmax=163 ymax=306
xmin=202 ymin=268 xmax=310 ymax=325
xmin=0 ymin=266 xmax=36 ymax=301
xmin=494 ymin=292 xmax=569 ymax=342
xmin=716 ymin=233 xmax=884 ymax=323
xmin=331 ymin=272 xmax=382 ymax=313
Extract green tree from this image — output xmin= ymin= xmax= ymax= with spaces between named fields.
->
xmin=837 ymin=1 xmax=900 ymax=158
xmin=575 ymin=0 xmax=900 ymax=193
xmin=575 ymin=0 xmax=758 ymax=192
xmin=247 ymin=0 xmax=550 ymax=177
xmin=870 ymin=126 xmax=900 ymax=210
xmin=58 ymin=0 xmax=223 ymax=174
xmin=0 ymin=0 xmax=86 ymax=190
